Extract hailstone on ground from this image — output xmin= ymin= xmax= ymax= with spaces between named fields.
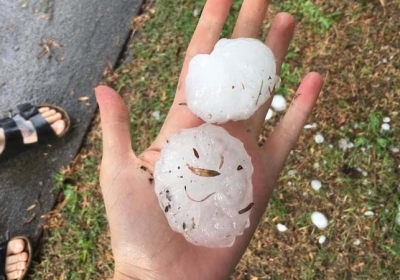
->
xmin=154 ymin=124 xmax=254 ymax=248
xmin=185 ymin=38 xmax=279 ymax=123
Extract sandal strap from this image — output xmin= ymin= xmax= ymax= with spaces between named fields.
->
xmin=0 ymin=231 xmax=10 ymax=280
xmin=16 ymin=103 xmax=58 ymax=144
xmin=15 ymin=103 xmax=39 ymax=120
xmin=0 ymin=117 xmax=24 ymax=159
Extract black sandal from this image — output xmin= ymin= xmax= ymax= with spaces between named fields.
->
xmin=0 ymin=232 xmax=32 ymax=280
xmin=0 ymin=103 xmax=71 ymax=162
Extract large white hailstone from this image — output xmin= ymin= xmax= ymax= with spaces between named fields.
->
xmin=185 ymin=38 xmax=279 ymax=123
xmin=311 ymin=212 xmax=329 ymax=229
xmin=271 ymin=95 xmax=287 ymax=112
xmin=154 ymin=124 xmax=254 ymax=248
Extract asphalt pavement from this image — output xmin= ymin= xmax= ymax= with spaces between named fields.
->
xmin=0 ymin=0 xmax=142 ymax=252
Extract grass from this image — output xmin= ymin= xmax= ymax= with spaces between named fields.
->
xmin=30 ymin=0 xmax=400 ymax=279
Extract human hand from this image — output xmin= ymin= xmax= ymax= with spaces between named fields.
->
xmin=95 ymin=0 xmax=323 ymax=279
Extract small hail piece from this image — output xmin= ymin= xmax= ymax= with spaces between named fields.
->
xmin=271 ymin=95 xmax=287 ymax=112
xmin=277 ymin=223 xmax=288 ymax=232
xmin=154 ymin=124 xmax=254 ymax=248
xmin=311 ymin=180 xmax=322 ymax=191
xmin=311 ymin=212 xmax=329 ymax=229
xmin=185 ymin=38 xmax=278 ymax=123
xmin=318 ymin=235 xmax=327 ymax=244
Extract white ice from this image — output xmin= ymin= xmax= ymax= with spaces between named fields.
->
xmin=185 ymin=38 xmax=278 ymax=123
xmin=353 ymin=239 xmax=361 ymax=245
xmin=152 ymin=110 xmax=161 ymax=121
xmin=265 ymin=109 xmax=274 ymax=121
xmin=318 ymin=235 xmax=326 ymax=244
xmin=381 ymin=123 xmax=390 ymax=131
xmin=383 ymin=117 xmax=391 ymax=123
xmin=154 ymin=124 xmax=254 ymax=248
xmin=277 ymin=223 xmax=288 ymax=232
xmin=364 ymin=211 xmax=374 ymax=216
xmin=304 ymin=123 xmax=317 ymax=129
xmin=311 ymin=180 xmax=322 ymax=191
xmin=311 ymin=212 xmax=329 ymax=229
xmin=338 ymin=138 xmax=354 ymax=151
xmin=315 ymin=133 xmax=325 ymax=144
xmin=271 ymin=95 xmax=287 ymax=112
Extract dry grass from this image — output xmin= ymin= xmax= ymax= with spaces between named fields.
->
xmin=30 ymin=0 xmax=400 ymax=279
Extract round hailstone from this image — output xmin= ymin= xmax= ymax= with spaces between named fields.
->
xmin=311 ymin=212 xmax=329 ymax=229
xmin=353 ymin=239 xmax=361 ymax=245
xmin=265 ymin=109 xmax=274 ymax=121
xmin=311 ymin=180 xmax=322 ymax=191
xmin=315 ymin=133 xmax=324 ymax=144
xmin=154 ymin=123 xmax=254 ymax=248
xmin=185 ymin=38 xmax=279 ymax=123
xmin=383 ymin=117 xmax=391 ymax=123
xmin=318 ymin=235 xmax=327 ymax=244
xmin=271 ymin=95 xmax=287 ymax=112
xmin=381 ymin=123 xmax=390 ymax=131
xmin=277 ymin=223 xmax=288 ymax=232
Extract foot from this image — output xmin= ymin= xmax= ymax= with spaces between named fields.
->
xmin=0 ymin=107 xmax=67 ymax=155
xmin=5 ymin=239 xmax=29 ymax=280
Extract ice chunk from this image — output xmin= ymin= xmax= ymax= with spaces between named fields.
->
xmin=154 ymin=124 xmax=254 ymax=248
xmin=381 ymin=123 xmax=390 ymax=131
xmin=311 ymin=212 xmax=329 ymax=229
xmin=364 ymin=211 xmax=374 ymax=216
xmin=185 ymin=38 xmax=278 ymax=123
xmin=315 ymin=133 xmax=324 ymax=144
xmin=318 ymin=235 xmax=326 ymax=244
xmin=271 ymin=95 xmax=287 ymax=112
xmin=311 ymin=180 xmax=322 ymax=191
xmin=338 ymin=138 xmax=354 ymax=151
xmin=265 ymin=109 xmax=274 ymax=121
xmin=353 ymin=239 xmax=361 ymax=245
xmin=304 ymin=123 xmax=317 ymax=129
xmin=152 ymin=110 xmax=161 ymax=120
xmin=383 ymin=117 xmax=391 ymax=123
xmin=277 ymin=223 xmax=288 ymax=232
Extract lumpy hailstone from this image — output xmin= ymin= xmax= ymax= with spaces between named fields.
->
xmin=185 ymin=38 xmax=278 ymax=123
xmin=311 ymin=212 xmax=329 ymax=229
xmin=154 ymin=124 xmax=254 ymax=248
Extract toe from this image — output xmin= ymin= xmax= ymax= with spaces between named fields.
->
xmin=41 ymin=109 xmax=56 ymax=118
xmin=45 ymin=112 xmax=62 ymax=124
xmin=51 ymin=120 xmax=66 ymax=136
xmin=7 ymin=239 xmax=25 ymax=255
xmin=7 ymin=269 xmax=23 ymax=280
xmin=6 ymin=260 xmax=27 ymax=273
xmin=38 ymin=107 xmax=50 ymax=113
xmin=6 ymin=252 xmax=28 ymax=266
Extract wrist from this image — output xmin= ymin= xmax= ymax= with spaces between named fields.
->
xmin=113 ymin=264 xmax=158 ymax=280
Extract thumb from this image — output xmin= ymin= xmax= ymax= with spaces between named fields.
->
xmin=95 ymin=85 xmax=134 ymax=160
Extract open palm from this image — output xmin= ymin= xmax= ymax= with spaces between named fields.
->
xmin=95 ymin=0 xmax=323 ymax=279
